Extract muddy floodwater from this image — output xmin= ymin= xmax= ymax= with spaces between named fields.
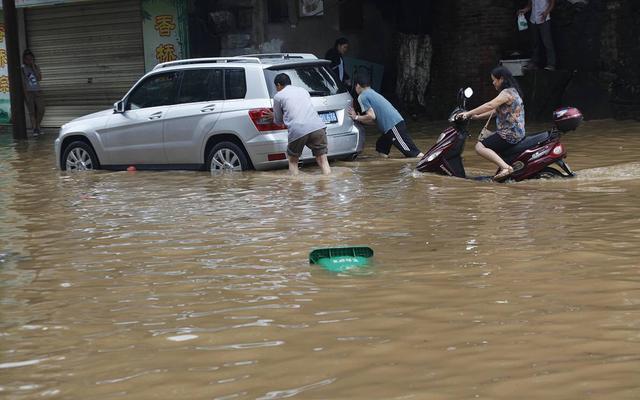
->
xmin=1 ymin=119 xmax=640 ymax=399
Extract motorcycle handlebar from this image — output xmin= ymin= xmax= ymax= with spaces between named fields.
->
xmin=449 ymin=110 xmax=466 ymax=123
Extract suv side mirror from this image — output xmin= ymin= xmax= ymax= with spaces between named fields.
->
xmin=114 ymin=100 xmax=125 ymax=113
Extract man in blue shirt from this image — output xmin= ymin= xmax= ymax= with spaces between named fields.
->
xmin=348 ymin=74 xmax=423 ymax=158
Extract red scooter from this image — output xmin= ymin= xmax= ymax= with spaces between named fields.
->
xmin=416 ymin=88 xmax=583 ymax=181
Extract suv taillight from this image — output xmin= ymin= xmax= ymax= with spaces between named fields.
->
xmin=249 ymin=108 xmax=286 ymax=132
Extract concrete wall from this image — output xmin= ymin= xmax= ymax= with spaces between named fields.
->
xmin=262 ymin=0 xmax=396 ymax=94
xmin=187 ymin=0 xmax=396 ymax=90
xmin=262 ymin=0 xmax=393 ymax=66
xmin=599 ymin=0 xmax=640 ymax=119
xmin=187 ymin=0 xmax=639 ymax=120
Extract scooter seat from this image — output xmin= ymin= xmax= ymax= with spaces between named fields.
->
xmin=501 ymin=131 xmax=551 ymax=158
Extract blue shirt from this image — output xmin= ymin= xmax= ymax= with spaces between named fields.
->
xmin=358 ymin=88 xmax=403 ymax=133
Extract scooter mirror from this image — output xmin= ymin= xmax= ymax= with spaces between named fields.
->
xmin=464 ymin=87 xmax=474 ymax=99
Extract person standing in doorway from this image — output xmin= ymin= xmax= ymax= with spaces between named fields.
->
xmin=21 ymin=49 xmax=45 ymax=136
xmin=348 ymin=73 xmax=423 ymax=159
xmin=324 ymin=37 xmax=350 ymax=85
xmin=269 ymin=73 xmax=331 ymax=176
xmin=519 ymin=0 xmax=556 ymax=71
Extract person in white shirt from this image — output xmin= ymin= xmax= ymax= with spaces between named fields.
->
xmin=268 ymin=73 xmax=331 ymax=176
xmin=519 ymin=0 xmax=556 ymax=71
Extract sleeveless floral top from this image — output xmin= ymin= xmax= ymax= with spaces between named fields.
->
xmin=495 ymin=88 xmax=525 ymax=144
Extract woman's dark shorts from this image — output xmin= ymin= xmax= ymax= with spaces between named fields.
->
xmin=287 ymin=128 xmax=328 ymax=157
xmin=480 ymin=132 xmax=515 ymax=154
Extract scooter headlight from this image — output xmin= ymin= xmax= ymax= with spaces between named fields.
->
xmin=426 ymin=150 xmax=442 ymax=162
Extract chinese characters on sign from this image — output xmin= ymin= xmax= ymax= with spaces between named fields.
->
xmin=0 ymin=24 xmax=6 ymax=89
xmin=154 ymin=15 xmax=176 ymax=37
xmin=143 ymin=0 xmax=188 ymax=71
xmin=155 ymin=44 xmax=177 ymax=63
xmin=0 ymin=49 xmax=6 ymax=69
xmin=0 ymin=18 xmax=10 ymax=123
xmin=153 ymin=15 xmax=177 ymax=63
xmin=0 ymin=76 xmax=8 ymax=93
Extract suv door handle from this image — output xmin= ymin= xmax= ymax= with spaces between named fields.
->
xmin=200 ymin=104 xmax=217 ymax=112
xmin=148 ymin=111 xmax=163 ymax=120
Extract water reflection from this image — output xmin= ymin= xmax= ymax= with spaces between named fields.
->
xmin=1 ymin=120 xmax=640 ymax=399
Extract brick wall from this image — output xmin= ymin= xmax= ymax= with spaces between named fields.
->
xmin=425 ymin=0 xmax=520 ymax=118
xmin=602 ymin=0 xmax=640 ymax=119
xmin=422 ymin=0 xmax=639 ymax=120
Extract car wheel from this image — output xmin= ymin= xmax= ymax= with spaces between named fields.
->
xmin=62 ymin=141 xmax=99 ymax=171
xmin=206 ymin=141 xmax=249 ymax=172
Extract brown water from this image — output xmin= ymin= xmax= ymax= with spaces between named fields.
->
xmin=1 ymin=120 xmax=640 ymax=399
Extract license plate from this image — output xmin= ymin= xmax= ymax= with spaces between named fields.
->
xmin=319 ymin=111 xmax=338 ymax=124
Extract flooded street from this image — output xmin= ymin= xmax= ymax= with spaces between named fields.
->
xmin=1 ymin=119 xmax=640 ymax=399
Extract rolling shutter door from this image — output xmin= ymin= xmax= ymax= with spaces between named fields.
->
xmin=25 ymin=0 xmax=144 ymax=127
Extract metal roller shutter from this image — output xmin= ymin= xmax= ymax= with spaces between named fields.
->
xmin=25 ymin=0 xmax=144 ymax=127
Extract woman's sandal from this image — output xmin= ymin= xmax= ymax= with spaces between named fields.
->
xmin=493 ymin=166 xmax=514 ymax=181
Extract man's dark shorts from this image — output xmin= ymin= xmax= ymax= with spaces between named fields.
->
xmin=287 ymin=128 xmax=328 ymax=157
xmin=480 ymin=132 xmax=515 ymax=154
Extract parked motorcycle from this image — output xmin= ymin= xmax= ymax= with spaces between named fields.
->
xmin=416 ymin=88 xmax=583 ymax=181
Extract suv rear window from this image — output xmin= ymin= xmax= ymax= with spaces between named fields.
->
xmin=264 ymin=65 xmax=347 ymax=98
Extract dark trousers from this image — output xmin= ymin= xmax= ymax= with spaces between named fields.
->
xmin=530 ymin=21 xmax=556 ymax=68
xmin=376 ymin=121 xmax=421 ymax=157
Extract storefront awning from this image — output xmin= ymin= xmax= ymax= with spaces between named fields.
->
xmin=1 ymin=0 xmax=95 ymax=8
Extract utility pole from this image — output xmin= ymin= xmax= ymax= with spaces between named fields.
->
xmin=2 ymin=0 xmax=27 ymax=139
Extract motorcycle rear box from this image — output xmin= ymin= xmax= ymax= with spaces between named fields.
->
xmin=553 ymin=107 xmax=583 ymax=132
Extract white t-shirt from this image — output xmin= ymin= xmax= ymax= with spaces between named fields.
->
xmin=21 ymin=64 xmax=41 ymax=91
xmin=273 ymin=85 xmax=325 ymax=142
xmin=530 ymin=0 xmax=551 ymax=24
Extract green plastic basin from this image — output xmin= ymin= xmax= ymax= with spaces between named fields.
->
xmin=309 ymin=246 xmax=374 ymax=272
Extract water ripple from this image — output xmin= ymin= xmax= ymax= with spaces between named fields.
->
xmin=1 ymin=124 xmax=640 ymax=399
xmin=256 ymin=378 xmax=337 ymax=399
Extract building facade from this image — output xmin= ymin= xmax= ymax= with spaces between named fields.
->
xmin=2 ymin=0 xmax=638 ymax=128
xmin=2 ymin=0 xmax=190 ymax=127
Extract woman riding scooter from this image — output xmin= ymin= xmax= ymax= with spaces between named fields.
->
xmin=460 ymin=66 xmax=525 ymax=180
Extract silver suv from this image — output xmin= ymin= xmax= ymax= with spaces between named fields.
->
xmin=54 ymin=54 xmax=364 ymax=172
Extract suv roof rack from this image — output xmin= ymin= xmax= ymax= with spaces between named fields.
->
xmin=153 ymin=57 xmax=262 ymax=70
xmin=243 ymin=53 xmax=318 ymax=60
